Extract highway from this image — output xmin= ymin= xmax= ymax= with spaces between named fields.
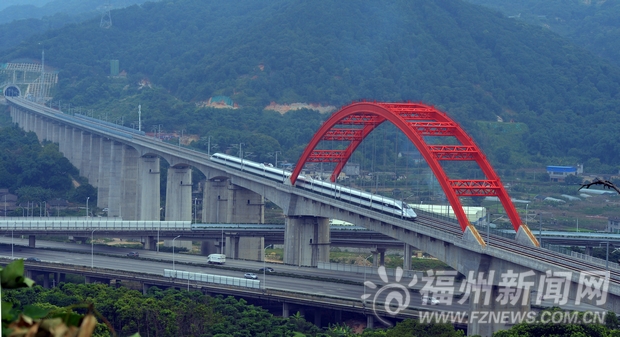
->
xmin=0 ymin=237 xmax=470 ymax=313
xmin=0 ymin=237 xmax=601 ymax=315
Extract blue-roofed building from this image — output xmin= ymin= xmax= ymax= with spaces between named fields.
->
xmin=546 ymin=164 xmax=583 ymax=182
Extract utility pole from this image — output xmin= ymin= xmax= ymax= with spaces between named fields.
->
xmin=40 ymin=47 xmax=45 ymax=102
xmin=138 ymin=104 xmax=142 ymax=131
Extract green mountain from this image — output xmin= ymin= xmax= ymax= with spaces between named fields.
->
xmin=0 ymin=0 xmax=152 ymax=50
xmin=2 ymin=0 xmax=620 ymax=172
xmin=464 ymin=0 xmax=620 ymax=68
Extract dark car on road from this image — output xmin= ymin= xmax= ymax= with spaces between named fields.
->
xmin=126 ymin=251 xmax=139 ymax=257
xmin=259 ymin=267 xmax=275 ymax=273
xmin=26 ymin=257 xmax=41 ymax=262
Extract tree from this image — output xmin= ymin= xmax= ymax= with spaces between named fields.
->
xmin=564 ymin=174 xmax=583 ymax=186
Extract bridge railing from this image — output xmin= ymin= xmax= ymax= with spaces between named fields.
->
xmin=473 ymin=223 xmax=516 ymax=240
xmin=544 ymin=244 xmax=620 ymax=270
xmin=0 ymin=220 xmax=192 ymax=231
xmin=164 ymin=269 xmax=260 ymax=289
xmin=317 ymin=262 xmax=422 ymax=278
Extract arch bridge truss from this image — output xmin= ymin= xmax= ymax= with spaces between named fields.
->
xmin=290 ymin=101 xmax=539 ymax=247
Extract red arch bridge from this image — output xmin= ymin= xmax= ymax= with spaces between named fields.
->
xmin=290 ymin=101 xmax=539 ymax=248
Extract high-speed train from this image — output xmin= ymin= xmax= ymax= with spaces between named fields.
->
xmin=209 ymin=153 xmax=417 ymax=220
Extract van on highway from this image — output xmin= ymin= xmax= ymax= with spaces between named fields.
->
xmin=207 ymin=254 xmax=226 ymax=265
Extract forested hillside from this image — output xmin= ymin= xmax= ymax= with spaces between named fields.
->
xmin=0 ymin=125 xmax=95 ymax=205
xmin=0 ymin=0 xmax=151 ymax=50
xmin=465 ymin=0 xmax=620 ymax=68
xmin=2 ymin=0 xmax=620 ymax=172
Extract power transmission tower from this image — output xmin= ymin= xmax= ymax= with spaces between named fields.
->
xmin=100 ymin=1 xmax=112 ymax=29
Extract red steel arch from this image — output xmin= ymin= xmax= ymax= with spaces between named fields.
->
xmin=290 ymin=101 xmax=538 ymax=246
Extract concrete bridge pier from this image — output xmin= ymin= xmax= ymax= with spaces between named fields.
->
xmin=44 ymin=119 xmax=52 ymax=142
xmin=89 ymin=136 xmax=101 ymax=186
xmin=226 ymin=236 xmax=264 ymax=260
xmin=283 ymin=216 xmax=330 ymax=267
xmin=200 ymin=240 xmax=217 ymax=255
xmin=282 ymin=302 xmax=290 ymax=318
xmin=366 ymin=315 xmax=374 ymax=329
xmin=28 ymin=235 xmax=35 ymax=247
xmin=51 ymin=122 xmax=60 ymax=144
xmin=165 ymin=164 xmax=192 ymax=221
xmin=139 ymin=155 xmax=160 ymax=220
xmin=225 ymin=184 xmax=265 ymax=223
xmin=403 ymin=244 xmax=413 ymax=270
xmin=71 ymin=129 xmax=83 ymax=170
xmin=97 ymin=139 xmax=112 ymax=209
xmin=202 ymin=178 xmax=227 ymax=223
xmin=468 ymin=285 xmax=531 ymax=336
xmin=202 ymin=177 xmax=266 ymax=260
xmin=59 ymin=125 xmax=73 ymax=161
xmin=203 ymin=178 xmax=265 ymax=223
xmin=144 ymin=236 xmax=157 ymax=251
xmin=107 ymin=142 xmax=124 ymax=218
xmin=43 ymin=273 xmax=51 ymax=288
xmin=54 ymin=272 xmax=64 ymax=285
xmin=372 ymin=248 xmax=386 ymax=267
xmin=314 ymin=309 xmax=322 ymax=328
xmin=122 ymin=146 xmax=139 ymax=220
xmin=80 ymin=133 xmax=92 ymax=182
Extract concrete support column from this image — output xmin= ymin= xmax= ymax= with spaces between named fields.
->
xmin=200 ymin=241 xmax=216 ymax=256
xmin=366 ymin=315 xmax=374 ymax=329
xmin=468 ymin=285 xmax=531 ymax=336
xmin=33 ymin=116 xmax=41 ymax=141
xmin=28 ymin=235 xmax=35 ymax=248
xmin=57 ymin=124 xmax=65 ymax=154
xmin=45 ymin=119 xmax=52 ymax=142
xmin=29 ymin=113 xmax=36 ymax=133
xmin=143 ymin=283 xmax=149 ymax=296
xmin=97 ymin=139 xmax=112 ymax=208
xmin=122 ymin=146 xmax=139 ymax=220
xmin=226 ymin=236 xmax=240 ymax=259
xmin=334 ymin=310 xmax=342 ymax=322
xmin=225 ymin=236 xmax=263 ymax=261
xmin=314 ymin=310 xmax=321 ymax=328
xmin=27 ymin=113 xmax=34 ymax=132
xmin=71 ymin=129 xmax=83 ymax=168
xmin=585 ymin=246 xmax=593 ymax=256
xmin=52 ymin=123 xmax=60 ymax=144
xmin=282 ymin=302 xmax=290 ymax=318
xmin=144 ymin=236 xmax=157 ymax=251
xmin=89 ymin=136 xmax=101 ymax=187
xmin=283 ymin=216 xmax=330 ymax=267
xmin=107 ymin=142 xmax=124 ymax=218
xmin=377 ymin=248 xmax=386 ymax=267
xmin=203 ymin=178 xmax=227 ymax=223
xmin=63 ymin=126 xmax=73 ymax=162
xmin=165 ymin=164 xmax=192 ymax=221
xmin=225 ymin=185 xmax=264 ymax=223
xmin=43 ymin=273 xmax=50 ymax=288
xmin=80 ymin=133 xmax=92 ymax=181
xmin=139 ymin=155 xmax=160 ymax=220
xmin=403 ymin=244 xmax=413 ymax=270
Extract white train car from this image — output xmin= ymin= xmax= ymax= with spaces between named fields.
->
xmin=209 ymin=153 xmax=416 ymax=220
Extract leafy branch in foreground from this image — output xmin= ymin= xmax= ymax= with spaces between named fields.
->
xmin=1 ymin=259 xmax=136 ymax=337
